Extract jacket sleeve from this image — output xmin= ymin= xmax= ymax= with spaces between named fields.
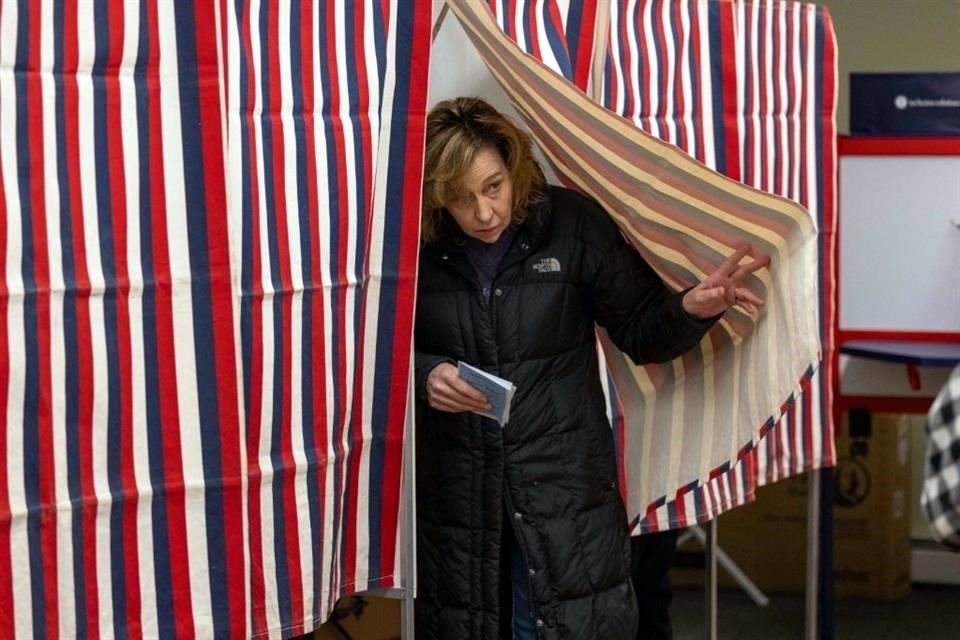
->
xmin=578 ymin=198 xmax=719 ymax=365
xmin=414 ymin=350 xmax=456 ymax=403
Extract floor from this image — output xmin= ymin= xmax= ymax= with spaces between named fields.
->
xmin=671 ymin=584 xmax=960 ymax=639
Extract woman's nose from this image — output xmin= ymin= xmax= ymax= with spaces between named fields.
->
xmin=475 ymin=201 xmax=494 ymax=223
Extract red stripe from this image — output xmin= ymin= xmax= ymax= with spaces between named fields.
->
xmin=571 ymin=0 xmax=597 ymax=92
xmin=0 ymin=29 xmax=12 ymax=630
xmin=237 ymin=1 xmax=267 ymax=633
xmin=191 ymin=0 xmax=247 ymax=634
xmin=298 ymin=0 xmax=330 ymax=608
xmin=837 ymin=395 xmax=937 ymax=414
xmin=62 ymin=1 xmax=101 ymax=633
xmin=145 ymin=0 xmax=194 ymax=634
xmin=104 ymin=3 xmax=144 ymax=635
xmin=322 ymin=0 xmax=350 ymax=609
xmin=26 ymin=4 xmax=59 ymax=636
xmin=379 ymin=0 xmax=432 ymax=586
xmin=718 ymin=0 xmax=740 ymax=182
xmin=265 ymin=0 xmax=305 ymax=628
xmin=838 ymin=330 xmax=960 ymax=344
xmin=526 ymin=0 xmax=541 ymax=60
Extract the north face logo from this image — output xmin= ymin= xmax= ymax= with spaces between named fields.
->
xmin=532 ymin=257 xmax=561 ymax=273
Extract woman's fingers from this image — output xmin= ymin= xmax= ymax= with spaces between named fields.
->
xmin=427 ymin=363 xmax=491 ymax=413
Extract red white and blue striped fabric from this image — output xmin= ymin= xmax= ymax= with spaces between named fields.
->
xmin=600 ymin=0 xmax=837 ymax=530
xmin=0 ymin=0 xmax=429 ymax=637
xmin=458 ymin=0 xmax=837 ymax=532
xmin=486 ymin=0 xmax=600 ymax=92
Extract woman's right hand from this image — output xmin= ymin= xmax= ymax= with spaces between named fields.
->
xmin=426 ymin=363 xmax=492 ymax=414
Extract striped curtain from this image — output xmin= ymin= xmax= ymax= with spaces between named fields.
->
xmin=0 ymin=1 xmax=429 ymax=638
xmin=448 ymin=0 xmax=836 ymax=532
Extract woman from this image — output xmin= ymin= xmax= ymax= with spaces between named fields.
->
xmin=414 ymin=97 xmax=766 ymax=640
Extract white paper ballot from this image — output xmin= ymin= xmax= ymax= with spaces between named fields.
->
xmin=457 ymin=361 xmax=517 ymax=427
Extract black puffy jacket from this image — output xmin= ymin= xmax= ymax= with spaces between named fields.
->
xmin=414 ymin=187 xmax=714 ymax=639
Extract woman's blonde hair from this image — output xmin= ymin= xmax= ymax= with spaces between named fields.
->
xmin=421 ymin=97 xmax=546 ymax=243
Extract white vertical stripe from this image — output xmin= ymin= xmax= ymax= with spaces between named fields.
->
xmin=775 ymin=2 xmax=788 ymax=198
xmin=334 ymin=0 xmax=359 ymax=597
xmin=533 ymin=0 xmax=561 ymax=75
xmin=1 ymin=2 xmax=32 ymax=635
xmin=119 ymin=0 xmax=159 ymax=634
xmin=678 ymin=0 xmax=694 ymax=155
xmin=734 ymin=0 xmax=746 ymax=178
xmin=248 ymin=0 xmax=281 ymax=629
xmin=659 ymin=0 xmax=676 ymax=143
xmin=155 ymin=0 xmax=214 ymax=632
xmin=640 ymin=0 xmax=660 ymax=138
xmin=40 ymin=1 xmax=74 ymax=634
xmin=803 ymin=5 xmax=817 ymax=223
xmin=224 ymin=0 xmax=253 ymax=629
xmin=762 ymin=0 xmax=774 ymax=193
xmin=311 ymin=0 xmax=336 ymax=613
xmin=608 ymin=1 xmax=626 ymax=116
xmin=789 ymin=2 xmax=802 ymax=203
xmin=277 ymin=0 xmax=311 ymax=623
xmin=74 ymin=2 xmax=116 ymax=632
xmin=696 ymin=0 xmax=716 ymax=169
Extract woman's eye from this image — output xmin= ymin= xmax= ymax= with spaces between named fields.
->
xmin=487 ymin=182 xmax=501 ymax=193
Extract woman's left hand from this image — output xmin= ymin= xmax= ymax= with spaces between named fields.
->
xmin=682 ymin=244 xmax=770 ymax=319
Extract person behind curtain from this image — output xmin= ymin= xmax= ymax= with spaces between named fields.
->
xmin=921 ymin=364 xmax=960 ymax=551
xmin=413 ymin=97 xmax=769 ymax=640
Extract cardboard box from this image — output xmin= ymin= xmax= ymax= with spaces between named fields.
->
xmin=315 ymin=595 xmax=401 ymax=640
xmin=673 ymin=411 xmax=911 ymax=600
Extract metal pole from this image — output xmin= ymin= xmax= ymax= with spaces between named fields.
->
xmin=805 ymin=470 xmax=821 ymax=640
xmin=705 ymin=519 xmax=718 ymax=640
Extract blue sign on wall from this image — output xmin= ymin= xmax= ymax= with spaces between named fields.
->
xmin=851 ymin=73 xmax=960 ymax=135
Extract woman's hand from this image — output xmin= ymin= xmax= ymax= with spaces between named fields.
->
xmin=426 ymin=363 xmax=492 ymax=414
xmin=682 ymin=245 xmax=770 ymax=319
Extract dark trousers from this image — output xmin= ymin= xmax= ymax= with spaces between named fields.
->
xmin=630 ymin=529 xmax=680 ymax=640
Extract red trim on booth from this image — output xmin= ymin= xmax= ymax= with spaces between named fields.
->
xmin=836 ymin=395 xmax=936 ymax=414
xmin=838 ymin=330 xmax=960 ymax=345
xmin=838 ymin=136 xmax=960 ymax=156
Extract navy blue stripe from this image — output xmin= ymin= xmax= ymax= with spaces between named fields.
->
xmin=341 ymin=0 xmax=368 ymax=591
xmin=316 ymin=0 xmax=345 ymax=601
xmin=565 ymin=2 xmax=584 ymax=79
xmin=372 ymin=0 xmax=387 ymax=112
xmin=288 ymin=0 xmax=324 ymax=619
xmin=90 ymin=3 xmax=130 ymax=635
xmin=233 ymin=0 xmax=258 ymax=627
xmin=814 ymin=11 xmax=829 ymax=438
xmin=51 ymin=0 xmax=89 ymax=635
xmin=743 ymin=6 xmax=754 ymax=184
xmin=14 ymin=2 xmax=48 ymax=636
xmin=235 ymin=0 xmax=254 ymax=449
xmin=521 ymin=0 xmax=533 ymax=57
xmin=131 ymin=1 xmax=177 ymax=636
xmin=170 ymin=3 xmax=231 ymax=634
xmin=707 ymin=0 xmax=726 ymax=176
xmin=367 ymin=1 xmax=421 ymax=580
xmin=540 ymin=3 xmax=572 ymax=80
xmin=255 ymin=0 xmax=295 ymax=628
xmin=667 ymin=2 xmax=686 ymax=152
xmin=687 ymin=4 xmax=701 ymax=162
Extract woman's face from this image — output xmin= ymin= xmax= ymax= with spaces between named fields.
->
xmin=445 ymin=145 xmax=513 ymax=244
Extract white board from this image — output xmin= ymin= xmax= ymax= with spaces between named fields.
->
xmin=839 ymin=155 xmax=960 ymax=333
